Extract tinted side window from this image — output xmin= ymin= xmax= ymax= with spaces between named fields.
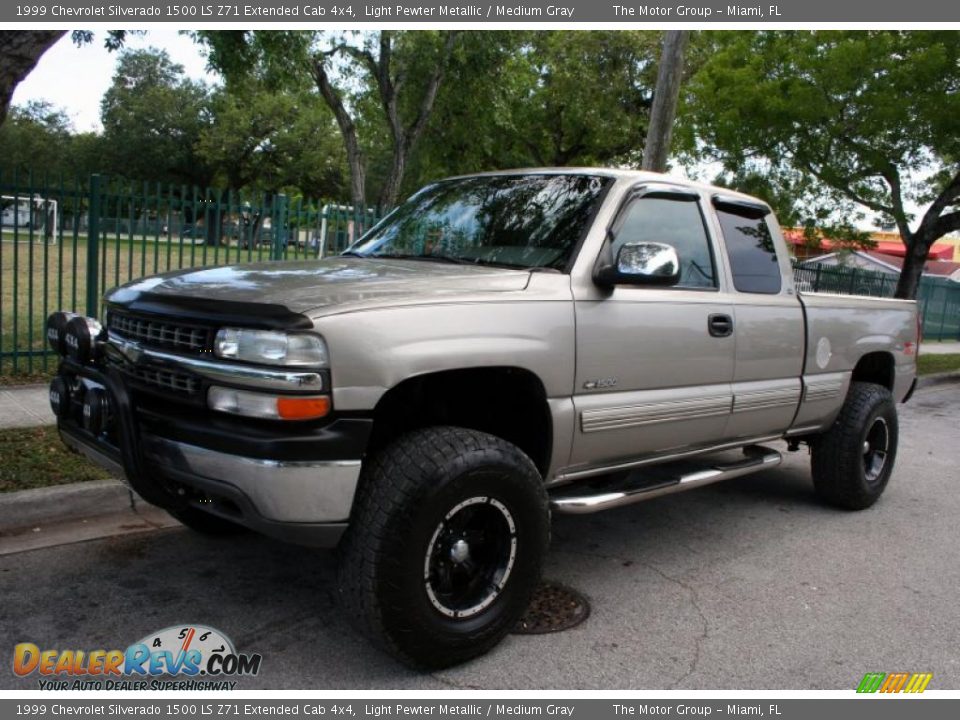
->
xmin=716 ymin=209 xmax=782 ymax=294
xmin=611 ymin=197 xmax=716 ymax=289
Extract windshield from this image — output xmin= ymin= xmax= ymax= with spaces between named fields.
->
xmin=346 ymin=173 xmax=611 ymax=270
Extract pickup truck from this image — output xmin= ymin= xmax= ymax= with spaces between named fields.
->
xmin=45 ymin=169 xmax=919 ymax=669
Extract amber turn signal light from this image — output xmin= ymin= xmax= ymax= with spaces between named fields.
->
xmin=276 ymin=395 xmax=331 ymax=421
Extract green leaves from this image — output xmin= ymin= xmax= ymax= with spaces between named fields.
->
xmin=683 ymin=31 xmax=959 ymax=227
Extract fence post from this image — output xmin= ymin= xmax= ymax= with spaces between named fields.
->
xmin=271 ymin=193 xmax=287 ymax=261
xmin=937 ymin=286 xmax=948 ymax=341
xmin=86 ymin=174 xmax=101 ymax=318
xmin=921 ymin=289 xmax=932 ymax=339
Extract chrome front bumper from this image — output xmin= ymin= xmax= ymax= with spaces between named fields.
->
xmin=61 ymin=429 xmax=360 ymax=547
xmin=140 ymin=434 xmax=361 ymax=524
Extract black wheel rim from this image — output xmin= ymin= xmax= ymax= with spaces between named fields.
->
xmin=862 ymin=417 xmax=890 ymax=483
xmin=423 ymin=496 xmax=518 ymax=619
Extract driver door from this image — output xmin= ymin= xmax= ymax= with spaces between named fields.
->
xmin=570 ymin=189 xmax=736 ymax=469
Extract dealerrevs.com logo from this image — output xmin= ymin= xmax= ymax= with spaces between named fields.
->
xmin=13 ymin=625 xmax=262 ymax=690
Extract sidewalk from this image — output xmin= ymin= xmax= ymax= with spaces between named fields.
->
xmin=0 ymin=384 xmax=54 ymax=429
xmin=2 ymin=344 xmax=959 ymax=430
xmin=920 ymin=341 xmax=960 ymax=355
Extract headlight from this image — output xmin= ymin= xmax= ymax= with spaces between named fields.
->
xmin=214 ymin=328 xmax=328 ymax=367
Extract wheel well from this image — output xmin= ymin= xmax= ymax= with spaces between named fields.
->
xmin=851 ymin=351 xmax=894 ymax=390
xmin=367 ymin=367 xmax=553 ymax=476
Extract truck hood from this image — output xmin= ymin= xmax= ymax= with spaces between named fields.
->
xmin=105 ymin=257 xmax=533 ymax=316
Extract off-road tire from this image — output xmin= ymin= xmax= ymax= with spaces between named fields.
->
xmin=337 ymin=426 xmax=550 ymax=669
xmin=811 ymin=381 xmax=899 ymax=510
xmin=168 ymin=506 xmax=248 ymax=535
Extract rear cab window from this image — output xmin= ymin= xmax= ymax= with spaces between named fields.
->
xmin=713 ymin=196 xmax=782 ymax=294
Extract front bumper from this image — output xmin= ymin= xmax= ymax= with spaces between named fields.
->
xmin=59 ymin=427 xmax=359 ymax=547
xmin=52 ymin=345 xmax=370 ymax=548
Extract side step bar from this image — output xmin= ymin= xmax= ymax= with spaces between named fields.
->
xmin=550 ymin=445 xmax=782 ymax=515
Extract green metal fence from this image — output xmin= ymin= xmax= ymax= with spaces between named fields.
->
xmin=794 ymin=261 xmax=960 ymax=341
xmin=0 ymin=172 xmax=379 ymax=377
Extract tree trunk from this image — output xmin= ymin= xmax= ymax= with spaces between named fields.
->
xmin=375 ymin=32 xmax=459 ymax=213
xmin=345 ymin=141 xmax=366 ymax=211
xmin=313 ymin=58 xmax=366 ymax=209
xmin=894 ymin=231 xmax=927 ymax=300
xmin=892 ymin=170 xmax=960 ymax=300
xmin=377 ymin=145 xmax=407 ymax=214
xmin=641 ymin=31 xmax=690 ymax=173
xmin=0 ymin=31 xmax=66 ymax=125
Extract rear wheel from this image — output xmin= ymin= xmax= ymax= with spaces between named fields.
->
xmin=338 ymin=426 xmax=550 ymax=669
xmin=811 ymin=381 xmax=898 ymax=510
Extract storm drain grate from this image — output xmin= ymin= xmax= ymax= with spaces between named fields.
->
xmin=512 ymin=581 xmax=590 ymax=634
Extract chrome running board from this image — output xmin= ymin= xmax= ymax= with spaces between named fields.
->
xmin=549 ymin=445 xmax=782 ymax=515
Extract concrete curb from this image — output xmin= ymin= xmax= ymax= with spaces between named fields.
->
xmin=917 ymin=371 xmax=960 ymax=390
xmin=0 ymin=479 xmax=134 ymax=532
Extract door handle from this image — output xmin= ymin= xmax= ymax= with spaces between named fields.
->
xmin=708 ymin=313 xmax=733 ymax=337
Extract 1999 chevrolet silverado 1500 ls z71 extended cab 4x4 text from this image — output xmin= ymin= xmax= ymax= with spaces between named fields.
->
xmin=45 ymin=169 xmax=918 ymax=668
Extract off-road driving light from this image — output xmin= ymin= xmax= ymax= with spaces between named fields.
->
xmin=214 ymin=328 xmax=328 ymax=367
xmin=49 ymin=376 xmax=70 ymax=418
xmin=82 ymin=387 xmax=110 ymax=435
xmin=46 ymin=311 xmax=78 ymax=356
xmin=64 ymin=316 xmax=105 ymax=365
xmin=207 ymin=386 xmax=331 ymax=421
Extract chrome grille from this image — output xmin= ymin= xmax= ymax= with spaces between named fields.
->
xmin=108 ymin=311 xmax=212 ymax=353
xmin=129 ymin=366 xmax=200 ymax=395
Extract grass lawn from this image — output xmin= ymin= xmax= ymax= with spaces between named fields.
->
xmin=0 ymin=368 xmax=56 ymax=387
xmin=0 ymin=425 xmax=110 ymax=492
xmin=918 ymin=353 xmax=960 ymax=376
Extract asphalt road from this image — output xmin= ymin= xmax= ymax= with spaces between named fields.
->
xmin=2 ymin=379 xmax=959 ymax=690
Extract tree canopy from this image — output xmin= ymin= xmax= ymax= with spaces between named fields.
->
xmin=681 ymin=30 xmax=960 ymax=298
xmin=100 ymin=48 xmax=214 ymax=187
xmin=197 ymin=30 xmax=470 ymax=212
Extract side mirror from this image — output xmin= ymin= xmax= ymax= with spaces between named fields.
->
xmin=595 ymin=241 xmax=681 ymax=287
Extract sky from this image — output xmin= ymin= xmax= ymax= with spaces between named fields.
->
xmin=11 ymin=30 xmax=217 ymax=133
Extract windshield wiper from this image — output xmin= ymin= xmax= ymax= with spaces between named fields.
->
xmin=340 ymin=250 xmax=365 ymax=257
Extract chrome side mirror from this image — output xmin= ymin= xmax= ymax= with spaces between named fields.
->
xmin=596 ymin=241 xmax=681 ymax=287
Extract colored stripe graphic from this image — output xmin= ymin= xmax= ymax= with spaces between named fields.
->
xmin=904 ymin=673 xmax=934 ymax=693
xmin=857 ymin=673 xmax=886 ymax=693
xmin=880 ymin=672 xmax=909 ymax=693
xmin=857 ymin=672 xmax=932 ymax=693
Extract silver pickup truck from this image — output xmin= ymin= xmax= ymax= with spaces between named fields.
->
xmin=46 ymin=169 xmax=919 ymax=668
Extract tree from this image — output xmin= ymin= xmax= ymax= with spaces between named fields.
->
xmin=682 ymin=31 xmax=960 ymax=298
xmin=411 ymin=31 xmax=661 ymax=189
xmin=318 ymin=31 xmax=460 ymax=211
xmin=642 ymin=31 xmax=689 ymax=172
xmin=0 ymin=31 xmax=137 ymax=127
xmin=196 ymin=85 xmax=347 ymax=197
xmin=0 ymin=31 xmax=66 ymax=126
xmin=0 ymin=101 xmax=73 ymax=179
xmin=100 ymin=48 xmax=214 ymax=187
xmin=199 ymin=31 xmax=462 ymax=212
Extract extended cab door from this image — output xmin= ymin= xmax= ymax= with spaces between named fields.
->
xmin=710 ymin=196 xmax=805 ymax=440
xmin=570 ymin=187 xmax=736 ymax=469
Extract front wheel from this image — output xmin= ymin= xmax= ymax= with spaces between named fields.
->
xmin=811 ymin=381 xmax=899 ymax=510
xmin=337 ymin=426 xmax=550 ymax=669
